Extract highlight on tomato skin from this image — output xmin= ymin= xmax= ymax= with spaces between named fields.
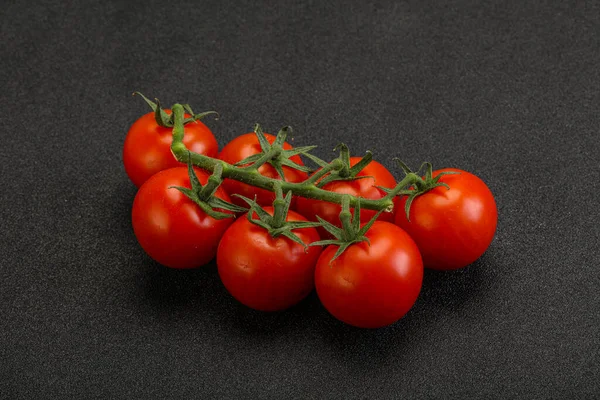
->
xmin=394 ymin=168 xmax=498 ymax=271
xmin=217 ymin=132 xmax=308 ymax=208
xmin=314 ymin=221 xmax=423 ymax=329
xmin=295 ymin=157 xmax=397 ymax=238
xmin=123 ymin=111 xmax=218 ymax=188
xmin=131 ymin=167 xmax=234 ymax=269
xmin=216 ymin=207 xmax=322 ymax=312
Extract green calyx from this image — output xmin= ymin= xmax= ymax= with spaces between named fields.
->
xmin=170 ymin=154 xmax=247 ymax=219
xmin=394 ymin=160 xmax=460 ymax=221
xmin=235 ymin=124 xmax=314 ymax=178
xmin=134 ymin=92 xmax=219 ymax=128
xmin=310 ymin=195 xmax=384 ymax=262
xmin=234 ymin=182 xmax=321 ymax=250
xmin=306 ymin=143 xmax=374 ymax=188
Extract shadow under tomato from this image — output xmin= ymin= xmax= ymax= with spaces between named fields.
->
xmin=417 ymin=253 xmax=495 ymax=311
xmin=136 ymin=260 xmax=229 ymax=318
xmin=213 ymin=289 xmax=326 ymax=338
xmin=311 ymin=254 xmax=497 ymax=367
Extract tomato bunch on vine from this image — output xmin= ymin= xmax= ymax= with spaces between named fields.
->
xmin=123 ymin=94 xmax=498 ymax=329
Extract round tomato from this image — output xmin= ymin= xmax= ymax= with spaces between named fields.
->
xmin=217 ymin=208 xmax=322 ymax=311
xmin=132 ymin=167 xmax=233 ymax=269
xmin=218 ymin=133 xmax=307 ymax=207
xmin=315 ymin=221 xmax=423 ymax=328
xmin=295 ymin=157 xmax=396 ymax=237
xmin=123 ymin=111 xmax=218 ymax=187
xmin=394 ymin=168 xmax=497 ymax=270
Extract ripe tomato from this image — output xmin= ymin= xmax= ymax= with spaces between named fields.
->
xmin=218 ymin=133 xmax=307 ymax=207
xmin=123 ymin=111 xmax=218 ymax=187
xmin=394 ymin=168 xmax=497 ymax=270
xmin=132 ymin=167 xmax=233 ymax=269
xmin=314 ymin=222 xmax=423 ymax=328
xmin=217 ymin=208 xmax=322 ymax=311
xmin=295 ymin=157 xmax=396 ymax=237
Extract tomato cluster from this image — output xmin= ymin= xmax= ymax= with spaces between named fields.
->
xmin=123 ymin=106 xmax=497 ymax=329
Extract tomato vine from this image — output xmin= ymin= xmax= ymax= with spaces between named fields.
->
xmin=167 ymin=103 xmax=418 ymax=214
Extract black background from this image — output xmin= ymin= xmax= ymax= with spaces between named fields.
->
xmin=2 ymin=1 xmax=599 ymax=398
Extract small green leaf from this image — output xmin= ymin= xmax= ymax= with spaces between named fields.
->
xmin=279 ymin=158 xmax=313 ymax=173
xmin=208 ymin=197 xmax=247 ymax=213
xmin=316 ymin=216 xmax=343 ymax=238
xmin=254 ymin=123 xmax=271 ymax=153
xmin=331 ymin=243 xmax=351 ymax=263
xmin=170 ymin=186 xmax=197 ymax=201
xmin=238 ymin=196 xmax=273 ymax=223
xmin=192 ymin=110 xmax=220 ymax=121
xmin=281 ymin=145 xmax=318 ymax=157
xmin=432 ymin=171 xmax=460 ymax=183
xmin=348 ymin=151 xmax=373 ymax=176
xmin=314 ymin=174 xmax=340 ymax=188
xmin=234 ymin=153 xmax=263 ymax=166
xmin=133 ymin=92 xmax=158 ymax=111
xmin=185 ymin=153 xmax=202 ymax=192
xmin=286 ymin=221 xmax=323 ymax=229
xmin=309 ymin=239 xmax=340 ymax=247
xmin=394 ymin=159 xmax=413 ymax=176
xmin=153 ymin=98 xmax=173 ymax=127
xmin=424 ymin=162 xmax=433 ymax=181
xmin=274 ymin=126 xmax=291 ymax=147
xmin=183 ymin=104 xmax=194 ymax=115
xmin=248 ymin=216 xmax=271 ymax=230
xmin=375 ymin=185 xmax=392 ymax=194
xmin=302 ymin=152 xmax=330 ymax=168
xmin=205 ymin=209 xmax=237 ymax=220
xmin=404 ymin=194 xmax=417 ymax=221
xmin=270 ymin=161 xmax=286 ymax=180
xmin=280 ymin=230 xmax=308 ymax=250
xmin=357 ymin=209 xmax=384 ymax=237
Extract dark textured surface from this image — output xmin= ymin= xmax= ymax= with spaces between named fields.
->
xmin=1 ymin=0 xmax=599 ymax=398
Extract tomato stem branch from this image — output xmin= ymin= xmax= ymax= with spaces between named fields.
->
xmin=169 ymin=103 xmax=409 ymax=212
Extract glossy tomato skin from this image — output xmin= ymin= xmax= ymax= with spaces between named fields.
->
xmin=394 ymin=168 xmax=497 ymax=270
xmin=217 ymin=208 xmax=322 ymax=312
xmin=218 ymin=133 xmax=307 ymax=207
xmin=132 ymin=167 xmax=233 ymax=269
xmin=315 ymin=222 xmax=423 ymax=329
xmin=123 ymin=111 xmax=218 ymax=187
xmin=295 ymin=157 xmax=396 ymax=237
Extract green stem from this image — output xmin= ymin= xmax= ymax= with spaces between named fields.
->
xmin=339 ymin=196 xmax=354 ymax=241
xmin=169 ymin=104 xmax=404 ymax=212
xmin=303 ymin=159 xmax=344 ymax=185
xmin=240 ymin=146 xmax=282 ymax=170
xmin=271 ymin=184 xmax=286 ymax=228
xmin=199 ymin=163 xmax=223 ymax=201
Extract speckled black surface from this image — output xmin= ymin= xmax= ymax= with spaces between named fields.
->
xmin=1 ymin=1 xmax=599 ymax=398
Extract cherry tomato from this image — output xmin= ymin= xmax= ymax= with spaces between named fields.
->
xmin=218 ymin=133 xmax=307 ymax=207
xmin=217 ymin=208 xmax=322 ymax=311
xmin=394 ymin=168 xmax=497 ymax=270
xmin=315 ymin=222 xmax=423 ymax=328
xmin=132 ymin=167 xmax=233 ymax=269
xmin=123 ymin=111 xmax=218 ymax=187
xmin=295 ymin=157 xmax=396 ymax=237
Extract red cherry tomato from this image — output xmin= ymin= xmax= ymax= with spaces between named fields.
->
xmin=123 ymin=111 xmax=218 ymax=187
xmin=295 ymin=157 xmax=396 ymax=237
xmin=394 ymin=168 xmax=498 ymax=270
xmin=132 ymin=167 xmax=233 ymax=269
xmin=217 ymin=208 xmax=322 ymax=311
xmin=315 ymin=222 xmax=423 ymax=328
xmin=218 ymin=133 xmax=307 ymax=207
